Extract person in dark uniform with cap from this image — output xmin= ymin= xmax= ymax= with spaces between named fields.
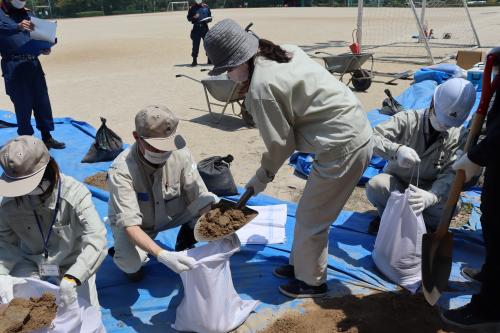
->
xmin=0 ymin=0 xmax=65 ymax=149
xmin=187 ymin=0 xmax=211 ymax=67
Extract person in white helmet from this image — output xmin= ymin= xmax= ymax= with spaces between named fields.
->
xmin=365 ymin=78 xmax=476 ymax=231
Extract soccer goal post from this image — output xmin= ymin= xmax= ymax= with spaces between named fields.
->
xmin=167 ymin=1 xmax=189 ymax=11
xmin=356 ymin=0 xmax=481 ymax=64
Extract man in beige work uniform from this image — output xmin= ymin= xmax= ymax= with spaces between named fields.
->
xmin=0 ymin=136 xmax=107 ymax=307
xmin=108 ymin=105 xmax=218 ymax=281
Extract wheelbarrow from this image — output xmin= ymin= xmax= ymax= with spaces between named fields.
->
xmin=176 ymin=73 xmax=255 ymax=126
xmin=314 ymin=51 xmax=374 ymax=91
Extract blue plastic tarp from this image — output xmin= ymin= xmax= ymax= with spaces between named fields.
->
xmin=0 ymin=110 xmax=486 ymax=332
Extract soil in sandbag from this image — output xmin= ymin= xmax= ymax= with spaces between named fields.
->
xmin=258 ymin=292 xmax=465 ymax=333
xmin=197 ymin=207 xmax=255 ymax=239
xmin=84 ymin=172 xmax=108 ymax=191
xmin=0 ymin=293 xmax=57 ymax=333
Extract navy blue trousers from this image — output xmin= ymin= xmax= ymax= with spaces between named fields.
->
xmin=7 ymin=60 xmax=54 ymax=137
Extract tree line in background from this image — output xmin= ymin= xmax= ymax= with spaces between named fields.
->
xmin=31 ymin=0 xmax=498 ymax=18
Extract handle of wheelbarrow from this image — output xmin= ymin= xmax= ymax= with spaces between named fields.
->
xmin=237 ymin=187 xmax=254 ymax=209
xmin=175 ymin=74 xmax=201 ymax=83
xmin=314 ymin=51 xmax=334 ymax=56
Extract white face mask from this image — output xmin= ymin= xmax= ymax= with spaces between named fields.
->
xmin=429 ymin=109 xmax=451 ymax=132
xmin=144 ymin=149 xmax=170 ymax=165
xmin=28 ymin=180 xmax=51 ymax=196
xmin=228 ymin=63 xmax=249 ymax=82
xmin=195 ymin=0 xmax=202 ymax=4
xmin=10 ymin=0 xmax=26 ymax=9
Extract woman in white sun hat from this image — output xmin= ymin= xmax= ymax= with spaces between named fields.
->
xmin=204 ymin=18 xmax=373 ymax=298
xmin=0 ymin=136 xmax=107 ymax=308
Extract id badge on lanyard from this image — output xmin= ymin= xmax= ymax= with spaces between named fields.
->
xmin=34 ymin=180 xmax=62 ymax=278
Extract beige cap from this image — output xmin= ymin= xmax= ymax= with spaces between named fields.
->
xmin=0 ymin=136 xmax=50 ymax=197
xmin=135 ymin=105 xmax=186 ymax=151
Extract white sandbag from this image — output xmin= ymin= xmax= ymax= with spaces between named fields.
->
xmin=173 ymin=235 xmax=259 ymax=333
xmin=372 ymin=189 xmax=427 ymax=293
xmin=10 ymin=278 xmax=105 ymax=333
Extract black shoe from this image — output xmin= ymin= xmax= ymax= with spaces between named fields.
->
xmin=440 ymin=303 xmax=500 ymax=330
xmin=126 ymin=267 xmax=144 ymax=283
xmin=108 ymin=247 xmax=115 ymax=258
xmin=175 ymin=224 xmax=197 ymax=251
xmin=273 ymin=264 xmax=295 ymax=279
xmin=460 ymin=266 xmax=484 ymax=283
xmin=191 ymin=58 xmax=198 ymax=67
xmin=207 ymin=58 xmax=212 ymax=65
xmin=279 ymin=279 xmax=327 ymax=298
xmin=43 ymin=137 xmax=66 ymax=149
xmin=368 ymin=216 xmax=380 ymax=235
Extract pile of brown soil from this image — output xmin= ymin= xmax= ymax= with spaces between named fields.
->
xmin=0 ymin=293 xmax=57 ymax=333
xmin=84 ymin=172 xmax=108 ymax=191
xmin=197 ymin=207 xmax=254 ymax=239
xmin=258 ymin=292 xmax=465 ymax=333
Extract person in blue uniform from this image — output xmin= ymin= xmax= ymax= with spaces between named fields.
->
xmin=186 ymin=0 xmax=211 ymax=67
xmin=0 ymin=0 xmax=65 ymax=149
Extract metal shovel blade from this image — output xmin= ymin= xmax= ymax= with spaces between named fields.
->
xmin=194 ymin=198 xmax=258 ymax=242
xmin=421 ymin=230 xmax=454 ymax=306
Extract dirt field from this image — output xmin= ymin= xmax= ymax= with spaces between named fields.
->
xmin=255 ymin=292 xmax=469 ymax=333
xmin=1 ymin=7 xmax=498 ymax=205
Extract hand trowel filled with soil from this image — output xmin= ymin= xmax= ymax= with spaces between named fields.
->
xmin=194 ymin=188 xmax=258 ymax=242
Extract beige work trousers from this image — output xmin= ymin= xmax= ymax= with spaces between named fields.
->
xmin=290 ymin=140 xmax=373 ymax=286
xmin=111 ymin=217 xmax=195 ymax=274
xmin=11 ymin=261 xmax=99 ymax=306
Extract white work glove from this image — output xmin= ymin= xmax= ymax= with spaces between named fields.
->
xmin=452 ymin=153 xmax=481 ymax=182
xmin=246 ymin=167 xmax=274 ymax=196
xmin=157 ymin=250 xmax=196 ymax=274
xmin=59 ymin=276 xmax=78 ymax=307
xmin=408 ymin=184 xmax=438 ymax=215
xmin=396 ymin=146 xmax=421 ymax=168
xmin=0 ymin=276 xmax=26 ymax=304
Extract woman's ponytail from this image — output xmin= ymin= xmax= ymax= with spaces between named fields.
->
xmin=257 ymin=39 xmax=292 ymax=63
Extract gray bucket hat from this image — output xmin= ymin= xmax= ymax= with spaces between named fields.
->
xmin=204 ymin=19 xmax=259 ymax=76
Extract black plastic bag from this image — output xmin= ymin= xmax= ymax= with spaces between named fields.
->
xmin=81 ymin=117 xmax=123 ymax=163
xmin=197 ymin=155 xmax=238 ymax=196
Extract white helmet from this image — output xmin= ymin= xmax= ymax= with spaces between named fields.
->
xmin=433 ymin=78 xmax=476 ymax=128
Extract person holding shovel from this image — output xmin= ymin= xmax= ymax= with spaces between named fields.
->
xmin=107 ymin=105 xmax=218 ymax=281
xmin=365 ymin=78 xmax=476 ymax=233
xmin=441 ymin=77 xmax=500 ymax=330
xmin=0 ymin=136 xmax=107 ymax=307
xmin=204 ymin=19 xmax=373 ymax=298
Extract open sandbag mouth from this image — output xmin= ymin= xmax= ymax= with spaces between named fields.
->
xmin=194 ymin=200 xmax=258 ymax=242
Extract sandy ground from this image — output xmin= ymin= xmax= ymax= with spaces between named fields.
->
xmin=1 ymin=7 xmax=498 ymax=204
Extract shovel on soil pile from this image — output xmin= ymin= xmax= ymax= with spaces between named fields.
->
xmin=194 ymin=187 xmax=258 ymax=242
xmin=422 ymin=48 xmax=500 ymax=306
